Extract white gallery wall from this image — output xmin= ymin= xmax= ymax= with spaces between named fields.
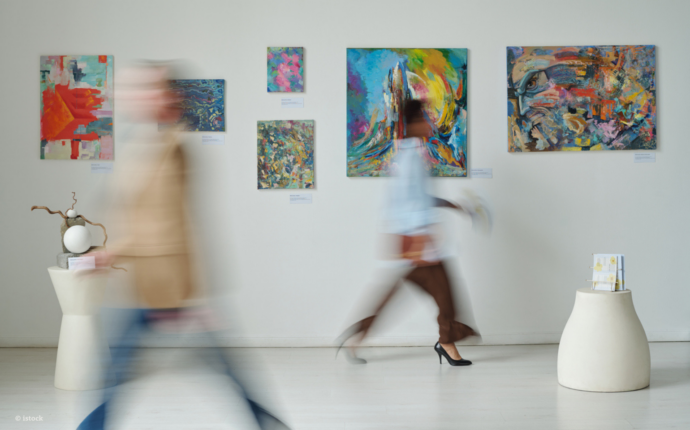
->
xmin=1 ymin=0 xmax=689 ymax=347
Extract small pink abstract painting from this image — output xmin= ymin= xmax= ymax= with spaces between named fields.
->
xmin=267 ymin=47 xmax=304 ymax=92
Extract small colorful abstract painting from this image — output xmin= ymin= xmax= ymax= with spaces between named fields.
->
xmin=40 ymin=55 xmax=114 ymax=160
xmin=267 ymin=47 xmax=304 ymax=92
xmin=166 ymin=79 xmax=225 ymax=132
xmin=507 ymin=45 xmax=656 ymax=152
xmin=257 ymin=120 xmax=314 ymax=189
xmin=347 ymin=48 xmax=468 ymax=177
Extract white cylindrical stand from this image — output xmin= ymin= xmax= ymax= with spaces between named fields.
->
xmin=557 ymin=288 xmax=650 ymax=392
xmin=48 ymin=266 xmax=110 ymax=391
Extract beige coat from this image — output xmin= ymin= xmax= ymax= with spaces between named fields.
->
xmin=110 ymin=129 xmax=196 ymax=309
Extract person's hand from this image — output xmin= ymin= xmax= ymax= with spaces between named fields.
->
xmin=72 ymin=250 xmax=114 ymax=278
xmin=87 ymin=250 xmax=115 ymax=269
xmin=401 ymin=235 xmax=434 ymax=266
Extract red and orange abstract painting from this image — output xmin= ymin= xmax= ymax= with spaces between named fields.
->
xmin=40 ymin=55 xmax=114 ymax=159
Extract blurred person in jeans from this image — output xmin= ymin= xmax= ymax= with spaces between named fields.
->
xmin=77 ymin=61 xmax=288 ymax=430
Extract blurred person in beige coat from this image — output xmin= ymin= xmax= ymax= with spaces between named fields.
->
xmin=77 ymin=62 xmax=289 ymax=430
xmin=94 ymin=63 xmax=195 ymax=309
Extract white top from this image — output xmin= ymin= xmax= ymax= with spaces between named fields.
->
xmin=380 ymin=138 xmax=446 ymax=264
xmin=382 ymin=138 xmax=439 ymax=236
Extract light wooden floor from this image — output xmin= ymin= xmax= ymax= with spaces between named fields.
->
xmin=1 ymin=343 xmax=689 ymax=429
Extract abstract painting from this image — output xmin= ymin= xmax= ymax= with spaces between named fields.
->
xmin=267 ymin=47 xmax=304 ymax=92
xmin=166 ymin=79 xmax=225 ymax=132
xmin=507 ymin=45 xmax=656 ymax=152
xmin=347 ymin=48 xmax=467 ymax=177
xmin=257 ymin=120 xmax=314 ymax=189
xmin=40 ymin=55 xmax=113 ymax=160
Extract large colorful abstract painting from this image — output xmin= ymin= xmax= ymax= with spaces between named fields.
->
xmin=267 ymin=47 xmax=304 ymax=93
xmin=257 ymin=120 xmax=314 ymax=189
xmin=507 ymin=45 xmax=656 ymax=152
xmin=40 ymin=55 xmax=113 ymax=160
xmin=347 ymin=48 xmax=467 ymax=177
xmin=166 ymin=79 xmax=225 ymax=132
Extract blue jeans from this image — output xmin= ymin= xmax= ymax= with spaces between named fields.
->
xmin=77 ymin=309 xmax=282 ymax=430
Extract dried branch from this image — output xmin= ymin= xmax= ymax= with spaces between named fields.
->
xmin=31 ymin=206 xmax=68 ymax=221
xmin=76 ymin=214 xmax=108 ymax=246
xmin=68 ymin=192 xmax=77 ymax=212
xmin=32 ymin=201 xmax=126 ymax=272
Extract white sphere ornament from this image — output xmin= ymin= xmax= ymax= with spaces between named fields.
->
xmin=66 ymin=209 xmax=78 ymax=218
xmin=63 ymin=225 xmax=92 ymax=254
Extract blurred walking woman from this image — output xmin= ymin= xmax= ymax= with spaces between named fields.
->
xmin=77 ymin=62 xmax=288 ymax=430
xmin=338 ymin=100 xmax=478 ymax=366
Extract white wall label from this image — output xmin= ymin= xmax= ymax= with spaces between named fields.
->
xmin=68 ymin=256 xmax=96 ymax=270
xmin=202 ymin=135 xmax=225 ymax=145
xmin=470 ymin=168 xmax=493 ymax=178
xmin=290 ymin=193 xmax=312 ymax=204
xmin=281 ymin=98 xmax=304 ymax=108
xmin=91 ymin=163 xmax=113 ymax=173
xmin=634 ymin=153 xmax=655 ymax=163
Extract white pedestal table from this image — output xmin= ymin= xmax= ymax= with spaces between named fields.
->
xmin=558 ymin=288 xmax=650 ymax=392
xmin=48 ymin=266 xmax=110 ymax=391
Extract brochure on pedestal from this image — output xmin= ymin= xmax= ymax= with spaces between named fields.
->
xmin=592 ymin=254 xmax=625 ymax=291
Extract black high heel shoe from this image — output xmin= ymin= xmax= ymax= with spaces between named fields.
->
xmin=435 ymin=342 xmax=472 ymax=366
xmin=335 ymin=326 xmax=367 ymax=364
xmin=249 ymin=400 xmax=291 ymax=429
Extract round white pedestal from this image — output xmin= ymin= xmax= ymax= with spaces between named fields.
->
xmin=48 ymin=266 xmax=110 ymax=391
xmin=557 ymin=288 xmax=650 ymax=392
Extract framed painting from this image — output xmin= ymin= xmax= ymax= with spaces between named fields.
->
xmin=347 ymin=48 xmax=467 ymax=177
xmin=257 ymin=120 xmax=314 ymax=189
xmin=507 ymin=45 xmax=656 ymax=152
xmin=165 ymin=79 xmax=225 ymax=132
xmin=40 ymin=55 xmax=114 ymax=159
xmin=267 ymin=47 xmax=304 ymax=93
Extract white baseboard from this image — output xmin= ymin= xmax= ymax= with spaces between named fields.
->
xmin=0 ymin=336 xmax=59 ymax=347
xmin=1 ymin=331 xmax=689 ymax=348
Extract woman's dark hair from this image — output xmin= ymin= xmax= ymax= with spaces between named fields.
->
xmin=403 ymin=99 xmax=424 ymax=124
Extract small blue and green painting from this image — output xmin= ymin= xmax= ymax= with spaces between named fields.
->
xmin=164 ymin=79 xmax=225 ymax=132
